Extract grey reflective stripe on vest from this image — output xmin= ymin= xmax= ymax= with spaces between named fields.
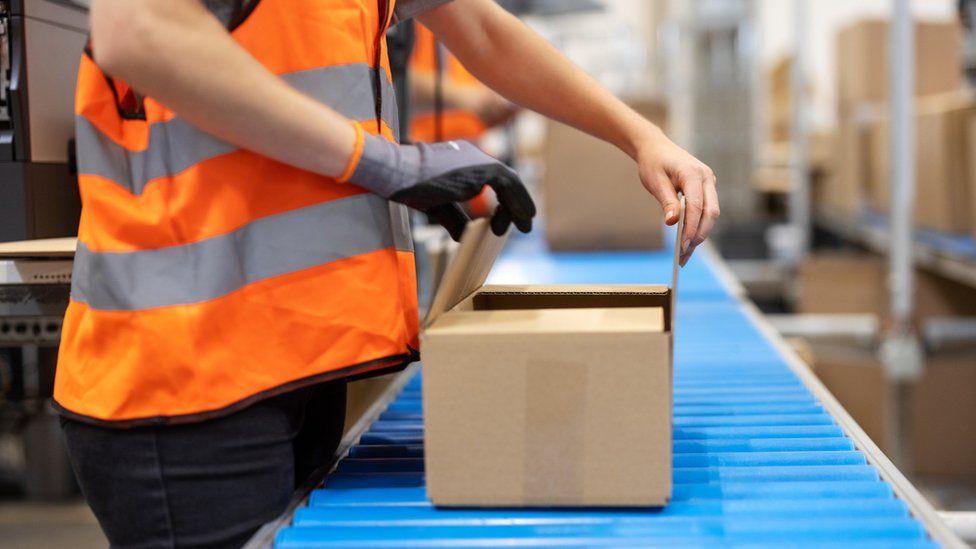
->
xmin=389 ymin=203 xmax=413 ymax=253
xmin=71 ymin=193 xmax=408 ymax=311
xmin=76 ymin=63 xmax=399 ymax=196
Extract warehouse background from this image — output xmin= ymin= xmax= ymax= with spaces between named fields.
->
xmin=1 ymin=0 xmax=975 ymax=546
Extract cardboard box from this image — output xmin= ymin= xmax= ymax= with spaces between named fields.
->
xmin=820 ymin=119 xmax=870 ymax=217
xmin=421 ymin=208 xmax=682 ymax=507
xmin=837 ymin=20 xmax=963 ymax=109
xmin=796 ymin=254 xmax=976 ymax=323
xmin=969 ymin=117 xmax=976 ymax=240
xmin=868 ymin=94 xmax=976 ymax=233
xmin=542 ymin=100 xmax=665 ymax=251
xmin=0 ymin=237 xmax=76 ymax=258
xmin=809 ymin=342 xmax=889 ymax=447
xmin=766 ymin=56 xmax=793 ymax=143
xmin=344 ymin=373 xmax=399 ymax=435
xmin=912 ymin=350 xmax=976 ymax=478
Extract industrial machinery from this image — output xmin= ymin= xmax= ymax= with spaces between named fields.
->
xmin=0 ymin=0 xmax=87 ymax=242
xmin=0 ymin=0 xmax=86 ymax=499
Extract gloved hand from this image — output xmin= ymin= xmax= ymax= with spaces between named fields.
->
xmin=346 ymin=123 xmax=535 ymax=241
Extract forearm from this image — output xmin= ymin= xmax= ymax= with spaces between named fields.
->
xmin=91 ymin=0 xmax=355 ymax=178
xmin=418 ymin=0 xmax=663 ymax=159
xmin=408 ymin=70 xmax=471 ymax=111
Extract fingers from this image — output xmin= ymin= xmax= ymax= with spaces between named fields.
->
xmin=680 ymin=169 xmax=719 ymax=267
xmin=676 ymin=168 xmax=705 ymax=261
xmin=427 ymin=202 xmax=470 ymax=242
xmin=695 ymin=176 xmax=720 ymax=245
xmin=487 ymin=168 xmax=535 ymax=234
xmin=490 ymin=204 xmax=512 ymax=236
xmin=646 ymin=171 xmax=682 ymax=226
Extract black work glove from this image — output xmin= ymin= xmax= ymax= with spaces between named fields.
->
xmin=347 ymin=129 xmax=536 ymax=241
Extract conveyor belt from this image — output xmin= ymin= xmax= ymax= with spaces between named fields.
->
xmin=265 ymin=231 xmax=961 ymax=548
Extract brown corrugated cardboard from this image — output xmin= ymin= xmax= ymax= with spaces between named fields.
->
xmin=867 ymin=94 xmax=976 ymax=233
xmin=837 ymin=20 xmax=962 ymax=109
xmin=866 ymin=116 xmax=889 ymax=213
xmin=969 ymin=118 xmax=976 ymax=240
xmin=912 ymin=351 xmax=976 ymax=478
xmin=821 ymin=118 xmax=870 ymax=217
xmin=796 ymin=254 xmax=976 ymax=323
xmin=0 ymin=237 xmax=77 ymax=258
xmin=421 ymin=201 xmax=682 ymax=507
xmin=542 ymin=100 xmax=665 ymax=251
xmin=809 ymin=342 xmax=889 ymax=447
xmin=344 ymin=373 xmax=398 ymax=435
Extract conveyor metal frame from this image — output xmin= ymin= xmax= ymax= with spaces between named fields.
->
xmin=741 ymin=299 xmax=964 ymax=548
xmin=249 ymin=241 xmax=966 ymax=548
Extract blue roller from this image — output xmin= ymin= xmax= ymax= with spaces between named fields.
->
xmin=269 ymin=230 xmax=940 ymax=547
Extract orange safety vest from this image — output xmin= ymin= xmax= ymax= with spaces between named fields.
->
xmin=409 ymin=23 xmax=488 ymax=143
xmin=54 ymin=0 xmax=420 ymax=425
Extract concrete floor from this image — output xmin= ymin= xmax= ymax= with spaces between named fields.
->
xmin=0 ymin=497 xmax=106 ymax=549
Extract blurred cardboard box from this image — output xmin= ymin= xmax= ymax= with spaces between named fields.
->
xmin=820 ymin=118 xmax=872 ymax=217
xmin=542 ymin=100 xmax=666 ymax=251
xmin=970 ymin=117 xmax=976 ymax=240
xmin=809 ymin=340 xmax=976 ymax=478
xmin=344 ymin=373 xmax=399 ymax=435
xmin=912 ymin=349 xmax=976 ymax=478
xmin=766 ymin=56 xmax=793 ymax=143
xmin=809 ymin=342 xmax=888 ymax=446
xmin=797 ymin=253 xmax=976 ymax=323
xmin=868 ymin=93 xmax=976 ymax=234
xmin=422 ymin=216 xmax=679 ymax=507
xmin=837 ymin=19 xmax=963 ymax=110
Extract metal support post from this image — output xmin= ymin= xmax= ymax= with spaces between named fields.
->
xmin=881 ymin=0 xmax=923 ymax=381
xmin=787 ymin=0 xmax=811 ymax=264
xmin=880 ymin=0 xmax=924 ymax=469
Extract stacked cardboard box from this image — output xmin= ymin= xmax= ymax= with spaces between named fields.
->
xmin=766 ymin=56 xmax=794 ymax=143
xmin=796 ymin=253 xmax=976 ymax=323
xmin=867 ymin=93 xmax=976 ymax=234
xmin=822 ymin=113 xmax=877 ymax=217
xmin=798 ymin=253 xmax=976 ymax=477
xmin=542 ymin=100 xmax=666 ymax=251
xmin=832 ymin=19 xmax=963 ymax=223
xmin=836 ymin=20 xmax=963 ymax=111
xmin=970 ymin=117 xmax=976 ymax=240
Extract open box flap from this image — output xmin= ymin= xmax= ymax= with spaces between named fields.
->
xmin=423 ymin=218 xmax=509 ymax=328
xmin=423 ymin=196 xmax=684 ymax=330
xmin=670 ymin=196 xmax=685 ymax=330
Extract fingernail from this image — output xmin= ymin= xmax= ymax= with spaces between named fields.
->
xmin=681 ymin=239 xmax=691 ymax=254
xmin=666 ymin=209 xmax=674 ymax=221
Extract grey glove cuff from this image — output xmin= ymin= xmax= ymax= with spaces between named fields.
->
xmin=348 ymin=133 xmax=421 ymax=198
xmin=348 ymin=133 xmax=513 ymax=198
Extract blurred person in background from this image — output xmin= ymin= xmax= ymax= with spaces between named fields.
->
xmin=409 ymin=22 xmax=520 ymax=217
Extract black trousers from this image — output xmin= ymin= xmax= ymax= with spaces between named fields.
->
xmin=61 ymin=381 xmax=347 ymax=549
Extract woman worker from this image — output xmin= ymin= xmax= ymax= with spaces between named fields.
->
xmin=58 ymin=0 xmax=719 ymax=546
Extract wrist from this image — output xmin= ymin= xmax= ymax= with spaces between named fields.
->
xmin=624 ymin=119 xmax=668 ymax=161
xmin=348 ymin=130 xmax=420 ymax=199
xmin=336 ymin=121 xmax=366 ymax=183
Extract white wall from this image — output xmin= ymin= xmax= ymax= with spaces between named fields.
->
xmin=758 ymin=0 xmax=957 ymax=129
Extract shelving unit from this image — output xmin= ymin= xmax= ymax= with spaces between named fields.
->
xmin=815 ymin=209 xmax=976 ymax=289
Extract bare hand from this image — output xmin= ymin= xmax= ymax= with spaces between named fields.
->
xmin=636 ymin=132 xmax=719 ymax=267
